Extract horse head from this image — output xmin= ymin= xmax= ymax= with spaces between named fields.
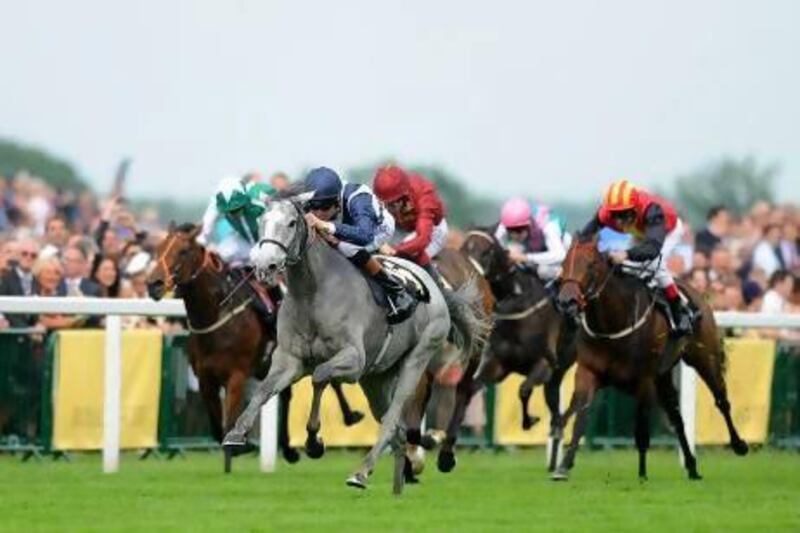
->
xmin=557 ymin=236 xmax=609 ymax=320
xmin=462 ymin=227 xmax=512 ymax=285
xmin=251 ymin=192 xmax=313 ymax=285
xmin=147 ymin=222 xmax=215 ymax=300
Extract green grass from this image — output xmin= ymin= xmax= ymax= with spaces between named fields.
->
xmin=0 ymin=448 xmax=798 ymax=532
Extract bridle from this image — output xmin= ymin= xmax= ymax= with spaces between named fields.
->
xmin=156 ymin=233 xmax=223 ymax=292
xmin=256 ymin=200 xmax=310 ymax=268
xmin=559 ymin=241 xmax=615 ymax=309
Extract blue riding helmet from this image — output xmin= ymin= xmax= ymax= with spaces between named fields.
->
xmin=305 ymin=167 xmax=343 ymax=202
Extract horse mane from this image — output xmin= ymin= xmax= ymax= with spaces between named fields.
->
xmin=272 ymin=181 xmax=310 ymax=201
xmin=176 ymin=222 xmax=197 ymax=233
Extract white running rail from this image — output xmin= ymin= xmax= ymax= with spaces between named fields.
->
xmin=0 ymin=296 xmax=277 ymax=474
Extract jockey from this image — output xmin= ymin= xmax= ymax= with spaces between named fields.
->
xmin=199 ymin=175 xmax=275 ymax=266
xmin=198 ymin=175 xmax=279 ymax=320
xmin=578 ymin=179 xmax=695 ymax=335
xmin=495 ymin=197 xmax=568 ymax=283
xmin=302 ymin=167 xmax=416 ymax=325
xmin=372 ymin=165 xmax=448 ymax=281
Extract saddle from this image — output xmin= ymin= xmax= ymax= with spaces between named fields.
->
xmin=363 ymin=256 xmax=431 ymax=309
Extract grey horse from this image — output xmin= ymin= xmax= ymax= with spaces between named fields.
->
xmin=222 ymin=195 xmax=485 ymax=494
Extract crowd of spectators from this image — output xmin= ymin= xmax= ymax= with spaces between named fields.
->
xmin=666 ymin=203 xmax=800 ymax=340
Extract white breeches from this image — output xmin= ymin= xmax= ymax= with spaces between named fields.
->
xmin=394 ymin=218 xmax=449 ymax=259
xmin=623 ymin=219 xmax=684 ymax=289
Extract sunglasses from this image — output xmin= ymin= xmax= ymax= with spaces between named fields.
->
xmin=305 ymin=199 xmax=338 ymax=212
xmin=20 ymin=251 xmax=37 ymax=258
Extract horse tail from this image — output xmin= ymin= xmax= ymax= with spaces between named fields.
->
xmin=442 ymin=276 xmax=492 ymax=364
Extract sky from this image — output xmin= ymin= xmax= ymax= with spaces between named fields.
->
xmin=1 ymin=0 xmax=798 ymax=203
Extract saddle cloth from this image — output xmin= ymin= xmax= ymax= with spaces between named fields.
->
xmin=361 ymin=256 xmax=431 ymax=309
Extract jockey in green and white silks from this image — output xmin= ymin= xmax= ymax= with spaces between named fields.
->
xmin=198 ymin=176 xmax=275 ymax=266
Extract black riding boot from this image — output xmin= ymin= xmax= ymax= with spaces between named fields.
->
xmin=667 ymin=296 xmax=693 ymax=337
xmin=421 ymin=262 xmax=446 ymax=289
xmin=350 ymin=250 xmax=416 ymax=325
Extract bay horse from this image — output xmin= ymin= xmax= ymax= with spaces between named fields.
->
xmin=147 ymin=223 xmax=363 ymax=471
xmin=223 ymin=196 xmax=488 ymax=494
xmin=553 ymin=237 xmax=749 ymax=481
xmin=463 ymin=228 xmax=576 ymax=471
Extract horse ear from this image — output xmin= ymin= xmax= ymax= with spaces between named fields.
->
xmin=289 ymin=191 xmax=314 ymax=205
xmin=168 ymin=220 xmax=176 ymax=232
xmin=188 ymin=224 xmax=202 ymax=240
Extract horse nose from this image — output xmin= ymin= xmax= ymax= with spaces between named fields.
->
xmin=147 ymin=280 xmax=165 ymax=301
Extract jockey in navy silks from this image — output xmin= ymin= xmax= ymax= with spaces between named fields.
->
xmin=302 ymin=167 xmax=416 ymax=324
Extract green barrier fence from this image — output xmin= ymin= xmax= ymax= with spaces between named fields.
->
xmin=769 ymin=343 xmax=800 ymax=448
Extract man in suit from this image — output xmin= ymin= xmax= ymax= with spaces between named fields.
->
xmin=0 ymin=239 xmax=40 ymax=328
xmin=58 ymin=245 xmax=102 ymax=297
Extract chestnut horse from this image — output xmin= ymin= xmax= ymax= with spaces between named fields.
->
xmin=554 ymin=238 xmax=748 ymax=481
xmin=147 ymin=223 xmax=362 ymax=471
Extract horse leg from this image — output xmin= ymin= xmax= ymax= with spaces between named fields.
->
xmin=306 ymin=345 xmax=366 ymax=460
xmin=544 ymin=367 xmax=566 ymax=472
xmin=223 ymin=348 xmax=304 ymax=452
xmin=305 ymin=382 xmax=327 ymax=459
xmin=634 ymin=381 xmax=655 ymax=481
xmin=277 ymin=388 xmax=300 ymax=463
xmin=683 ymin=342 xmax=749 ymax=456
xmin=197 ymin=370 xmax=223 ymax=443
xmin=332 ymin=382 xmax=364 ymax=427
xmin=551 ymin=364 xmax=597 ymax=481
xmin=655 ymin=373 xmax=701 ymax=480
xmin=402 ymin=372 xmax=431 ymax=483
xmin=348 ymin=324 xmax=446 ymax=491
xmin=222 ymin=370 xmax=247 ymax=473
xmin=438 ymin=368 xmax=481 ymax=473
xmin=519 ymin=358 xmax=552 ymax=430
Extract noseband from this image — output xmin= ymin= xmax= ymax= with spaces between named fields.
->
xmin=257 ymin=201 xmax=309 ymax=266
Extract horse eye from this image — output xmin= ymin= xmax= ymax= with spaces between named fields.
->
xmin=178 ymin=249 xmax=188 ymax=257
xmin=288 ymin=219 xmax=297 ymax=228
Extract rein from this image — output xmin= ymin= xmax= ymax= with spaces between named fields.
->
xmin=494 ymin=296 xmax=549 ymax=321
xmin=257 ymin=201 xmax=310 ymax=268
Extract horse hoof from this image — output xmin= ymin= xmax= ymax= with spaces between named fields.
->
xmin=550 ymin=468 xmax=569 ymax=482
xmin=346 ymin=473 xmax=368 ymax=490
xmin=437 ymin=450 xmax=456 ymax=473
xmin=688 ymin=471 xmax=703 ymax=481
xmin=639 ymin=475 xmax=648 ymax=483
xmin=522 ymin=415 xmax=541 ymax=431
xmin=224 ymin=448 xmax=233 ymax=474
xmin=222 ymin=440 xmax=253 ymax=459
xmin=305 ymin=437 xmax=325 ymax=459
xmin=403 ymin=457 xmax=420 ymax=484
xmin=282 ymin=447 xmax=301 ymax=464
xmin=343 ymin=410 xmax=365 ymax=427
xmin=731 ymin=439 xmax=749 ymax=456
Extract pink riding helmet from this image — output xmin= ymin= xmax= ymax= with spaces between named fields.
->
xmin=500 ymin=197 xmax=532 ymax=229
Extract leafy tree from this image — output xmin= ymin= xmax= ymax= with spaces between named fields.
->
xmin=0 ymin=138 xmax=88 ymax=191
xmin=673 ymin=156 xmax=777 ymax=225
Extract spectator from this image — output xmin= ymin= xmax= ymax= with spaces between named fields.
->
xmin=0 ymin=239 xmax=40 ymax=330
xmin=58 ymin=246 xmax=102 ymax=297
xmin=752 ymin=224 xmax=784 ymax=278
xmin=32 ymin=257 xmax=82 ymax=330
xmin=39 ymin=215 xmax=70 ymax=259
xmin=687 ymin=267 xmax=710 ymax=295
xmin=269 ymin=172 xmax=291 ymax=191
xmin=709 ymin=246 xmax=737 ymax=283
xmin=759 ymin=270 xmax=800 ymax=340
xmin=761 ymin=270 xmax=795 ymax=314
xmin=742 ymin=280 xmax=764 ymax=311
xmin=780 ymin=220 xmax=799 ymax=273
xmin=695 ymin=206 xmax=731 ymax=256
xmin=667 ymin=254 xmax=687 ymax=278
xmin=92 ymin=257 xmax=121 ymax=298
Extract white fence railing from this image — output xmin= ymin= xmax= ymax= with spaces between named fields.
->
xmin=1 ymin=297 xmax=799 ymax=471
xmin=0 ymin=296 xmax=277 ymax=474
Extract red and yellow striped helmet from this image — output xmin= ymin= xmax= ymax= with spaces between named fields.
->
xmin=602 ymin=179 xmax=639 ymax=212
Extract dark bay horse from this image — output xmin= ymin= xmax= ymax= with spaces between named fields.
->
xmin=463 ymin=229 xmax=576 ymax=470
xmin=554 ymin=238 xmax=749 ymax=481
xmin=147 ymin=223 xmax=362 ymax=471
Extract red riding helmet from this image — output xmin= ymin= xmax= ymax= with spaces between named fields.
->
xmin=373 ymin=165 xmax=411 ymax=204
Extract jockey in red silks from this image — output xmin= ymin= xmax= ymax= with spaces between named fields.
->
xmin=577 ymin=179 xmax=696 ymax=336
xmin=372 ymin=165 xmax=448 ymax=282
